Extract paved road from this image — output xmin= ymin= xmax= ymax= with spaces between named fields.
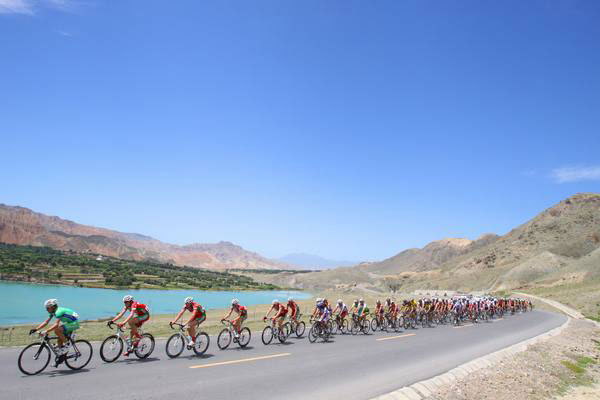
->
xmin=1 ymin=310 xmax=565 ymax=400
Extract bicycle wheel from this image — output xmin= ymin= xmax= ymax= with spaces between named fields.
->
xmin=261 ymin=327 xmax=273 ymax=345
xmin=193 ymin=332 xmax=209 ymax=356
xmin=18 ymin=342 xmax=50 ymax=375
xmin=308 ymin=325 xmax=318 ymax=343
xmin=238 ymin=327 xmax=251 ymax=348
xmin=166 ymin=333 xmax=185 ymax=358
xmin=135 ymin=333 xmax=155 ymax=359
xmin=341 ymin=319 xmax=348 ymax=334
xmin=65 ymin=340 xmax=93 ymax=370
xmin=350 ymin=320 xmax=359 ymax=335
xmin=370 ymin=318 xmax=378 ymax=332
xmin=295 ymin=321 xmax=306 ymax=337
xmin=217 ymin=329 xmax=232 ymax=350
xmin=278 ymin=325 xmax=289 ymax=343
xmin=100 ymin=335 xmax=123 ymax=363
xmin=362 ymin=320 xmax=370 ymax=334
xmin=283 ymin=322 xmax=292 ymax=339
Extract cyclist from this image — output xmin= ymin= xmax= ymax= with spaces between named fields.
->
xmin=375 ymin=300 xmax=385 ymax=326
xmin=312 ymin=298 xmax=331 ymax=327
xmin=357 ymin=299 xmax=369 ymax=325
xmin=264 ymin=299 xmax=287 ymax=333
xmin=30 ymin=299 xmax=80 ymax=359
xmin=110 ymin=295 xmax=150 ymax=356
xmin=222 ymin=298 xmax=248 ymax=338
xmin=332 ymin=299 xmax=348 ymax=322
xmin=287 ymin=297 xmax=299 ymax=323
xmin=170 ymin=297 xmax=206 ymax=347
xmin=387 ymin=300 xmax=398 ymax=325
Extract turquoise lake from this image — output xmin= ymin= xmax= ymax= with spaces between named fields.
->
xmin=0 ymin=281 xmax=310 ymax=326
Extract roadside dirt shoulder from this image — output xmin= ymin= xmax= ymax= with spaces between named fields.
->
xmin=429 ymin=318 xmax=600 ymax=400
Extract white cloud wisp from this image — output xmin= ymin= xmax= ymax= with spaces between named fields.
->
xmin=551 ymin=165 xmax=600 ymax=183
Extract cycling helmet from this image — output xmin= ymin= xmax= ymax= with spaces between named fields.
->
xmin=287 ymin=297 xmax=293 ymax=302
xmin=376 ymin=300 xmax=381 ymax=304
xmin=359 ymin=299 xmax=364 ymax=303
xmin=232 ymin=298 xmax=239 ymax=306
xmin=272 ymin=299 xmax=280 ymax=305
xmin=337 ymin=299 xmax=343 ymax=304
xmin=44 ymin=299 xmax=58 ymax=308
xmin=123 ymin=295 xmax=134 ymax=303
xmin=184 ymin=297 xmax=194 ymax=305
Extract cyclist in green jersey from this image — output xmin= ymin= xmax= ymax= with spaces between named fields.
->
xmin=357 ymin=299 xmax=369 ymax=325
xmin=29 ymin=299 xmax=80 ymax=355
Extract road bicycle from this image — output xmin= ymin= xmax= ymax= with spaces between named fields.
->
xmin=308 ymin=317 xmax=331 ymax=343
xmin=370 ymin=314 xmax=388 ymax=332
xmin=217 ymin=320 xmax=251 ymax=349
xmin=283 ymin=314 xmax=306 ymax=338
xmin=165 ymin=322 xmax=210 ymax=358
xmin=350 ymin=314 xmax=370 ymax=335
xmin=384 ymin=313 xmax=401 ymax=332
xmin=99 ymin=321 xmax=155 ymax=362
xmin=261 ymin=318 xmax=289 ymax=345
xmin=332 ymin=314 xmax=349 ymax=334
xmin=402 ymin=313 xmax=416 ymax=330
xmin=18 ymin=332 xmax=92 ymax=375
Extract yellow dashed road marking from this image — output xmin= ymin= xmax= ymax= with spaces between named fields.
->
xmin=189 ymin=353 xmax=291 ymax=369
xmin=376 ymin=333 xmax=416 ymax=341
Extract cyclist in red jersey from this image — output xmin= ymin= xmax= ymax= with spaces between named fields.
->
xmin=171 ymin=297 xmax=206 ymax=347
xmin=222 ymin=298 xmax=248 ymax=337
xmin=287 ymin=297 xmax=299 ymax=322
xmin=264 ymin=300 xmax=287 ymax=332
xmin=111 ymin=295 xmax=150 ymax=355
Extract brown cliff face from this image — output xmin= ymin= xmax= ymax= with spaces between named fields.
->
xmin=0 ymin=204 xmax=289 ymax=270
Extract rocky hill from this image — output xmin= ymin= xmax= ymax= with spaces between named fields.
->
xmin=364 ymin=234 xmax=500 ymax=274
xmin=0 ymin=204 xmax=289 ymax=271
xmin=259 ymin=193 xmax=600 ymax=293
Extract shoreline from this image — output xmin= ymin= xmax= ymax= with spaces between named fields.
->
xmin=0 ymin=277 xmax=292 ymax=292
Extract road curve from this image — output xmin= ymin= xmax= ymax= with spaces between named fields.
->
xmin=0 ymin=310 xmax=565 ymax=400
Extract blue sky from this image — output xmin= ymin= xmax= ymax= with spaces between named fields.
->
xmin=1 ymin=1 xmax=599 ymax=261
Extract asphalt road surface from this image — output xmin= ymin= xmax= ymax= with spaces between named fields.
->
xmin=1 ymin=310 xmax=565 ymax=400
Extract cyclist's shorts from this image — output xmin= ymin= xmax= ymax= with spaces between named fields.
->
xmin=62 ymin=321 xmax=80 ymax=336
xmin=236 ymin=313 xmax=247 ymax=323
xmin=193 ymin=315 xmax=206 ymax=325
xmin=134 ymin=313 xmax=150 ymax=327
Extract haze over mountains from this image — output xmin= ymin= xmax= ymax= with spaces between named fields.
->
xmin=0 ymin=204 xmax=289 ymax=271
xmin=277 ymin=253 xmax=357 ymax=270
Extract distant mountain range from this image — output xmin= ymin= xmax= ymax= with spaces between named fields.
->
xmin=277 ymin=253 xmax=357 ymax=269
xmin=0 ymin=204 xmax=289 ymax=271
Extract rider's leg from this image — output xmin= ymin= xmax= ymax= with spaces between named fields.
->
xmin=187 ymin=321 xmax=197 ymax=344
xmin=128 ymin=318 xmax=140 ymax=344
xmin=53 ymin=325 xmax=66 ymax=347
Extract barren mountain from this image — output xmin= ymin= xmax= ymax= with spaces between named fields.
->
xmin=0 ymin=204 xmax=289 ymax=271
xmin=364 ymin=234 xmax=499 ymax=274
xmin=260 ymin=193 xmax=600 ymax=292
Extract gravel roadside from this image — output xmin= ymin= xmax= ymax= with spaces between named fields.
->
xmin=428 ymin=318 xmax=600 ymax=400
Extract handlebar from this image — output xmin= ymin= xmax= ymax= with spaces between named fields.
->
xmin=170 ymin=322 xmax=186 ymax=330
xmin=107 ymin=321 xmax=124 ymax=332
